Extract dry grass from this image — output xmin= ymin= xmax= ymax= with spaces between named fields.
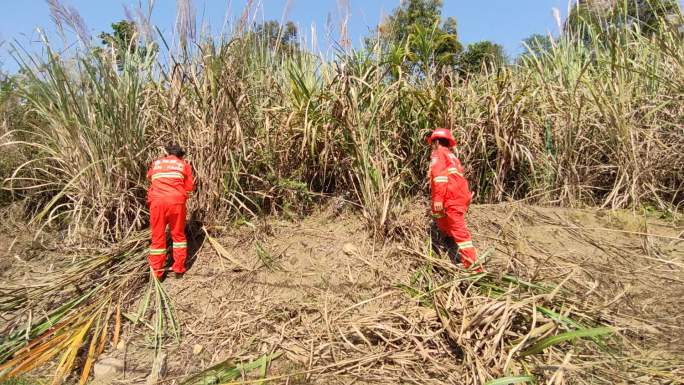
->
xmin=0 ymin=203 xmax=682 ymax=383
xmin=52 ymin=203 xmax=678 ymax=385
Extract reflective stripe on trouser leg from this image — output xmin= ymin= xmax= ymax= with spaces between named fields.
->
xmin=168 ymin=203 xmax=188 ymax=274
xmin=457 ymin=241 xmax=474 ymax=249
xmin=171 ymin=247 xmax=187 ymax=273
xmin=456 ymin=240 xmax=477 ymax=268
xmin=148 ymin=249 xmax=167 ymax=278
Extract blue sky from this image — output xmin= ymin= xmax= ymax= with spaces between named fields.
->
xmin=1 ymin=0 xmax=681 ymax=72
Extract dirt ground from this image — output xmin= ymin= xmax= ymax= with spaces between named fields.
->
xmin=1 ymin=202 xmax=683 ymax=384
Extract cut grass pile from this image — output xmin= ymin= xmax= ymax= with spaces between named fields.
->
xmin=2 ymin=204 xmax=676 ymax=384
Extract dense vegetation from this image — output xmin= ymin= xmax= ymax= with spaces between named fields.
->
xmin=0 ymin=0 xmax=681 ymax=238
xmin=0 ymin=1 xmax=682 ymax=384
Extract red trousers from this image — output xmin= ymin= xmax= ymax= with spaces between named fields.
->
xmin=148 ymin=200 xmax=187 ymax=278
xmin=435 ymin=205 xmax=477 ymax=269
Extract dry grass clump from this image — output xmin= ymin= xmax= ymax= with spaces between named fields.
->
xmin=0 ymin=232 xmax=179 ymax=385
xmin=100 ymin=204 xmax=677 ymax=385
xmin=1 ymin=204 xmax=682 ymax=384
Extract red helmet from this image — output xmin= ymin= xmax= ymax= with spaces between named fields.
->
xmin=427 ymin=128 xmax=457 ymax=147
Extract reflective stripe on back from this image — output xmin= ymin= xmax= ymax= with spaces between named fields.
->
xmin=151 ymin=172 xmax=184 ymax=180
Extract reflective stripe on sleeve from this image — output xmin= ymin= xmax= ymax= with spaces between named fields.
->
xmin=447 ymin=168 xmax=464 ymax=177
xmin=433 ymin=176 xmax=449 ymax=183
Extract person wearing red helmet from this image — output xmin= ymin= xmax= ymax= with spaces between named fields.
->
xmin=427 ymin=128 xmax=478 ymax=269
xmin=146 ymin=143 xmax=194 ymax=279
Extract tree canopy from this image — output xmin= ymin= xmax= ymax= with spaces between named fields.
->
xmin=379 ymin=0 xmax=456 ymax=44
xmin=458 ymin=41 xmax=506 ymax=75
xmin=99 ymin=20 xmax=137 ymax=50
xmin=373 ymin=0 xmax=463 ymax=75
xmin=521 ymin=33 xmax=553 ymax=59
xmin=253 ymin=20 xmax=299 ymax=54
xmin=98 ymin=20 xmax=150 ymax=68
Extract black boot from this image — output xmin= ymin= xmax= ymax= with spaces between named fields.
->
xmin=430 ymin=223 xmax=460 ymax=264
xmin=443 ymin=236 xmax=461 ymax=265
xmin=430 ymin=222 xmax=447 ymax=256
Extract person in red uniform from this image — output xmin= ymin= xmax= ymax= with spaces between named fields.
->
xmin=427 ymin=128 xmax=478 ymax=269
xmin=146 ymin=144 xmax=194 ymax=279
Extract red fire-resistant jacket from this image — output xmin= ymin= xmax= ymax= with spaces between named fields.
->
xmin=430 ymin=146 xmax=471 ymax=212
xmin=147 ymin=155 xmax=194 ymax=204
